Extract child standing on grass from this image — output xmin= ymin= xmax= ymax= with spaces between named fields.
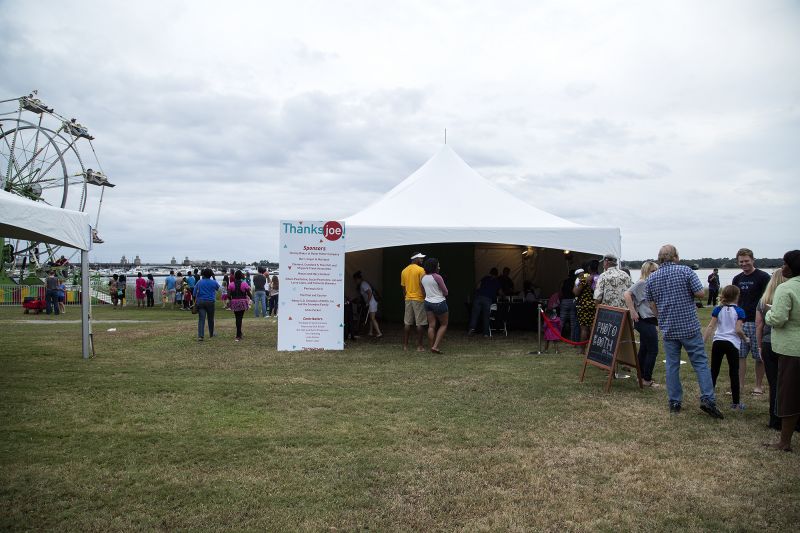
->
xmin=268 ymin=275 xmax=279 ymax=318
xmin=703 ymin=285 xmax=748 ymax=410
xmin=544 ymin=308 xmax=562 ymax=353
xmin=174 ymin=272 xmax=183 ymax=309
xmin=221 ymin=272 xmax=230 ymax=310
xmin=183 ymin=282 xmax=193 ymax=311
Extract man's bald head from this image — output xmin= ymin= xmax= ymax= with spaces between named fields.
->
xmin=657 ymin=244 xmax=679 ymax=264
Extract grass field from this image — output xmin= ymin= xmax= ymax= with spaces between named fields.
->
xmin=1 ymin=304 xmax=798 ymax=531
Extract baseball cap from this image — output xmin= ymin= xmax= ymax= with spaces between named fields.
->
xmin=411 ymin=253 xmax=426 ymax=259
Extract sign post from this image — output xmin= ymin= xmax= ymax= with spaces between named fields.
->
xmin=579 ymin=305 xmax=642 ymax=392
xmin=277 ymin=220 xmax=345 ymax=351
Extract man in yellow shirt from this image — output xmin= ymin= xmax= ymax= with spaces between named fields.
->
xmin=401 ymin=252 xmax=428 ymax=351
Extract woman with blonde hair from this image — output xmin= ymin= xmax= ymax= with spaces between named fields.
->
xmin=757 ymin=268 xmax=788 ymax=430
xmin=624 ymin=260 xmax=660 ymax=387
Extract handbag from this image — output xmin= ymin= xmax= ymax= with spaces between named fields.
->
xmin=191 ymin=302 xmax=199 ymax=314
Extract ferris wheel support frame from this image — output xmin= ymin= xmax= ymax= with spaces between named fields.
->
xmin=0 ymin=93 xmax=106 ymax=276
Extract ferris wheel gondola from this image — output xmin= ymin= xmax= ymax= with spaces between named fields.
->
xmin=0 ymin=91 xmax=113 ymax=282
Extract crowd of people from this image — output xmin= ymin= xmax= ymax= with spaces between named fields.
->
xmin=550 ymin=245 xmax=799 ymax=452
xmin=106 ymin=269 xmax=280 ymax=315
xmin=96 ymin=246 xmax=799 ymax=451
xmin=460 ymin=245 xmax=798 ymax=450
xmin=105 ymin=267 xmax=279 ymax=343
xmin=349 ymin=252 xmax=452 ymax=354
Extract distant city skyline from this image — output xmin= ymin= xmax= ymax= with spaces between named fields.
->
xmin=91 ymin=252 xmax=787 ymax=267
xmin=92 ymin=256 xmax=275 ymax=267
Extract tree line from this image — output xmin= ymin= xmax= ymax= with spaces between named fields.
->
xmin=624 ymin=258 xmax=785 ymax=269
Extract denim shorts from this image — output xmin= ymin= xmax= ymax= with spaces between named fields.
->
xmin=424 ymin=300 xmax=448 ymax=316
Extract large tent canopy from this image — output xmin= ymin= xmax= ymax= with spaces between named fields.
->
xmin=1 ymin=190 xmax=93 ymax=358
xmin=341 ymin=146 xmax=622 ymax=324
xmin=343 ymin=145 xmax=621 ymax=257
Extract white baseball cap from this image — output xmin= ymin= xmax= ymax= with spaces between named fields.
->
xmin=411 ymin=253 xmax=426 ymax=259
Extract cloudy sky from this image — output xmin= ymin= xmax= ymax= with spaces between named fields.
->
xmin=2 ymin=0 xmax=797 ymax=264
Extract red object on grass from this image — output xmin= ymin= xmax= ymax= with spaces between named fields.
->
xmin=540 ymin=309 xmax=589 ymax=346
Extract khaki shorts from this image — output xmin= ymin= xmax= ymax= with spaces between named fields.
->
xmin=404 ymin=300 xmax=428 ymax=326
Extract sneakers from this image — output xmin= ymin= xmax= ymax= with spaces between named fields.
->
xmin=730 ymin=403 xmax=746 ymax=411
xmin=670 ymin=400 xmax=725 ymax=418
xmin=701 ymin=401 xmax=725 ymax=419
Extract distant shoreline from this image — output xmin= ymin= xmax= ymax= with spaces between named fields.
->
xmin=623 ymin=258 xmax=784 ymax=269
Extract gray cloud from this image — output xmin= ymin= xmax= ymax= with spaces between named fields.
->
xmin=1 ymin=0 xmax=798 ymax=262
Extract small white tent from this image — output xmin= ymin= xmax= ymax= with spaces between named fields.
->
xmin=0 ymin=190 xmax=93 ymax=358
xmin=341 ymin=146 xmax=622 ymax=323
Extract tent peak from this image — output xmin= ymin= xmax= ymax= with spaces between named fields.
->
xmin=342 ymin=146 xmax=621 ymax=257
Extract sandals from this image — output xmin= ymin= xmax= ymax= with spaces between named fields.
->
xmin=431 ymin=348 xmax=443 ymax=354
xmin=751 ymin=389 xmax=764 ymax=396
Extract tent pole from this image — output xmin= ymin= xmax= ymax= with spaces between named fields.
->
xmin=81 ymin=249 xmax=92 ymax=359
xmin=537 ymin=303 xmax=542 ymax=354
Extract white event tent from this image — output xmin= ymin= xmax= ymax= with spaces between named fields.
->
xmin=0 ymin=190 xmax=93 ymax=358
xmin=344 ymin=145 xmax=621 ymax=257
xmin=341 ymin=145 xmax=622 ymax=323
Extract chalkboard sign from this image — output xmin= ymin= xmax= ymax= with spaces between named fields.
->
xmin=586 ymin=306 xmax=624 ymax=367
xmin=580 ymin=305 xmax=642 ymax=392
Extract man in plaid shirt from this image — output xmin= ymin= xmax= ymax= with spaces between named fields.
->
xmin=646 ymin=244 xmax=724 ymax=418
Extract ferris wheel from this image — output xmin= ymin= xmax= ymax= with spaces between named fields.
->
xmin=0 ymin=91 xmax=113 ymax=280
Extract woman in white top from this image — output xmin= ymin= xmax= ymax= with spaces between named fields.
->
xmin=353 ymin=271 xmax=382 ymax=338
xmin=421 ymin=257 xmax=449 ymax=354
